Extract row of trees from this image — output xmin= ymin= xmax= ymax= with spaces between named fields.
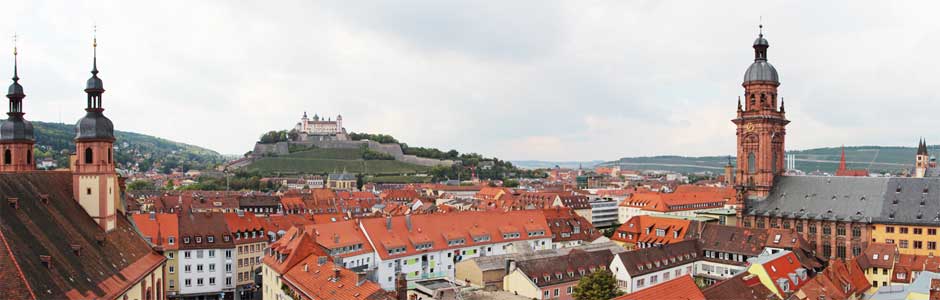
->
xmin=259 ymin=130 xmax=290 ymax=144
xmin=126 ymin=171 xmax=280 ymax=192
xmin=348 ymin=132 xmax=399 ymax=144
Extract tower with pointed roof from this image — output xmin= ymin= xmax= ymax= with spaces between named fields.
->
xmin=72 ymin=33 xmax=120 ymax=231
xmin=915 ymin=138 xmax=929 ymax=178
xmin=733 ymin=24 xmax=789 ymax=198
xmin=0 ymin=41 xmax=35 ymax=172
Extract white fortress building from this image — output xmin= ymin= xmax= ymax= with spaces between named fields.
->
xmin=295 ymin=112 xmax=345 ymax=136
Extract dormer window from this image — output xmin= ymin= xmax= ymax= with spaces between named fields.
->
xmin=168 ymin=237 xmax=176 ymax=245
xmin=195 ymin=236 xmax=202 ymax=243
xmin=183 ymin=237 xmax=191 ymax=244
xmin=224 ymin=235 xmax=231 ymax=242
xmin=207 ymin=236 xmax=214 ymax=243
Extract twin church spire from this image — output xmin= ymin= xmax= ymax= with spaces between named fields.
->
xmin=0 ymin=29 xmax=115 ymax=173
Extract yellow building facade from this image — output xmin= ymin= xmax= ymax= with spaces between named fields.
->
xmin=871 ymin=224 xmax=940 ymax=256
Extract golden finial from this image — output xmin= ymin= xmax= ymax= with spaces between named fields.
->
xmin=93 ymin=24 xmax=97 ymax=48
xmin=12 ymin=33 xmax=17 ymax=56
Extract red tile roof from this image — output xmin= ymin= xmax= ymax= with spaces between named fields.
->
xmin=613 ymin=275 xmax=704 ymax=300
xmin=282 ymin=256 xmax=391 ymax=300
xmin=856 ymin=242 xmax=897 ymax=270
xmin=620 ymin=185 xmax=733 ymax=212
xmin=611 ymin=215 xmax=693 ymax=247
xmin=702 ymin=273 xmax=776 ymax=300
xmin=132 ymin=213 xmax=179 ymax=250
xmin=542 ymin=208 xmax=601 ymax=243
xmin=360 ymin=211 xmax=551 ymax=260
xmin=223 ymin=212 xmax=270 ymax=245
xmin=758 ymin=252 xmax=807 ymax=296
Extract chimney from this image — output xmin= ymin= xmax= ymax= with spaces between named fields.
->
xmin=303 ymin=263 xmax=309 ymax=272
xmin=7 ymin=197 xmax=18 ymax=209
xmin=405 ymin=214 xmax=412 ymax=232
xmin=395 ymin=273 xmax=408 ymax=300
xmin=333 ymin=233 xmax=340 ymax=244
xmin=356 ymin=272 xmax=368 ymax=287
xmin=149 ymin=211 xmax=156 ymax=220
xmin=386 ymin=216 xmax=392 ymax=230
xmin=332 ymin=268 xmax=341 ymax=282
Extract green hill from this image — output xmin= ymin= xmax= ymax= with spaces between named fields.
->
xmin=603 ymin=146 xmax=930 ymax=174
xmin=32 ymin=121 xmax=224 ymax=173
xmin=245 ymin=148 xmax=430 ymax=175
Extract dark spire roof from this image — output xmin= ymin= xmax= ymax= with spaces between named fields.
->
xmin=743 ymin=24 xmax=779 ymax=85
xmin=1 ymin=38 xmax=33 ymax=143
xmin=7 ymin=39 xmax=22 ymax=98
xmin=75 ymin=31 xmax=114 ymax=142
xmin=918 ymin=138 xmax=929 ymax=156
xmin=85 ymin=34 xmax=103 ymax=92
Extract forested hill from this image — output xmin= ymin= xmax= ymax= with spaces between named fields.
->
xmin=32 ymin=121 xmax=224 ymax=173
xmin=602 ymin=146 xmax=932 ymax=174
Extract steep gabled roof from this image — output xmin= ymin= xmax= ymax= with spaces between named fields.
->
xmin=0 ymin=171 xmax=165 ymax=300
xmin=515 ymin=249 xmax=614 ymax=287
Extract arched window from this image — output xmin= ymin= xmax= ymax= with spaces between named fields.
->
xmin=108 ymin=148 xmax=112 ymax=163
xmin=84 ymin=147 xmax=93 ymax=164
xmin=26 ymin=149 xmax=31 ymax=164
xmin=3 ymin=149 xmax=10 ymax=165
xmin=748 ymin=152 xmax=756 ymax=174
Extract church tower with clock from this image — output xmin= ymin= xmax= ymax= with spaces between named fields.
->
xmin=733 ymin=25 xmax=789 ymax=199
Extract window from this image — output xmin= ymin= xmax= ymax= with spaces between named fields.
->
xmin=3 ymin=149 xmax=10 ymax=165
xmin=809 ymin=224 xmax=817 ymax=234
xmin=167 ymin=252 xmax=174 ymax=259
xmin=197 ymin=264 xmax=204 ymax=272
xmin=886 ymin=239 xmax=895 ymax=244
xmin=184 ymin=279 xmax=191 ymax=287
xmin=209 ymin=250 xmax=215 ymax=258
xmin=852 ymin=227 xmax=861 ymax=238
xmin=107 ymin=149 xmax=111 ymax=164
xmin=900 ymin=240 xmax=909 ymax=248
xmin=195 ymin=237 xmax=202 ymax=243
xmin=25 ymin=150 xmax=30 ymax=164
xmin=208 ymin=236 xmax=214 ymax=243
xmin=929 ymin=242 xmax=937 ymax=250
xmin=930 ymin=229 xmax=937 ymax=235
xmin=915 ymin=228 xmax=924 ymax=235
xmin=168 ymin=237 xmax=175 ymax=245
xmin=168 ymin=266 xmax=175 ymax=273
xmin=915 ymin=241 xmax=924 ymax=249
xmin=226 ymin=250 xmax=232 ymax=258
xmin=900 ymin=227 xmax=909 ymax=234
xmin=168 ymin=279 xmax=175 ymax=289
xmin=554 ymin=289 xmax=559 ymax=296
xmin=567 ymin=286 xmax=573 ymax=294
xmin=650 ymin=275 xmax=659 ymax=284
xmin=836 ymin=225 xmax=846 ymax=236
xmin=184 ymin=265 xmax=191 ymax=273
xmin=636 ymin=278 xmax=645 ymax=288
xmin=184 ymin=251 xmax=191 ymax=258
xmin=197 ymin=278 xmax=203 ymax=286
xmin=747 ymin=152 xmax=756 ymax=174
xmin=84 ymin=147 xmax=93 ymax=164
xmin=823 ymin=225 xmax=832 ymax=235
xmin=209 ymin=264 xmax=216 ymax=272
xmin=209 ymin=277 xmax=216 ymax=285
xmin=196 ymin=250 xmax=203 ymax=258
xmin=886 ymin=226 xmax=895 ymax=233
xmin=183 ymin=237 xmax=191 ymax=244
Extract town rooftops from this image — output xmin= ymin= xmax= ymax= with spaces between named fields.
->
xmin=620 ymin=185 xmax=733 ymax=212
xmin=0 ymin=171 xmax=166 ymax=300
xmin=515 ymin=249 xmax=614 ymax=287
xmin=359 ymin=210 xmax=551 ymax=260
xmin=542 ymin=207 xmax=601 ymax=243
xmin=613 ymin=275 xmax=704 ymax=300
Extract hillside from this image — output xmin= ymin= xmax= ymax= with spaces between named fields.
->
xmin=245 ymin=147 xmax=431 ymax=175
xmin=32 ymin=121 xmax=224 ymax=173
xmin=602 ymin=145 xmax=931 ymax=174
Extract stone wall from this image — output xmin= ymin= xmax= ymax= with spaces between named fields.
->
xmin=253 ymin=142 xmax=289 ymax=156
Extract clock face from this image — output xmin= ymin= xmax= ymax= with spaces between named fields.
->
xmin=744 ymin=124 xmax=755 ymax=132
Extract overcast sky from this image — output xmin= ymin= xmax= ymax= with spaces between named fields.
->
xmin=2 ymin=1 xmax=939 ymax=161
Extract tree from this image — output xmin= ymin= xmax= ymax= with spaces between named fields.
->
xmin=126 ymin=180 xmax=156 ymax=191
xmin=572 ymin=270 xmax=622 ymax=300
